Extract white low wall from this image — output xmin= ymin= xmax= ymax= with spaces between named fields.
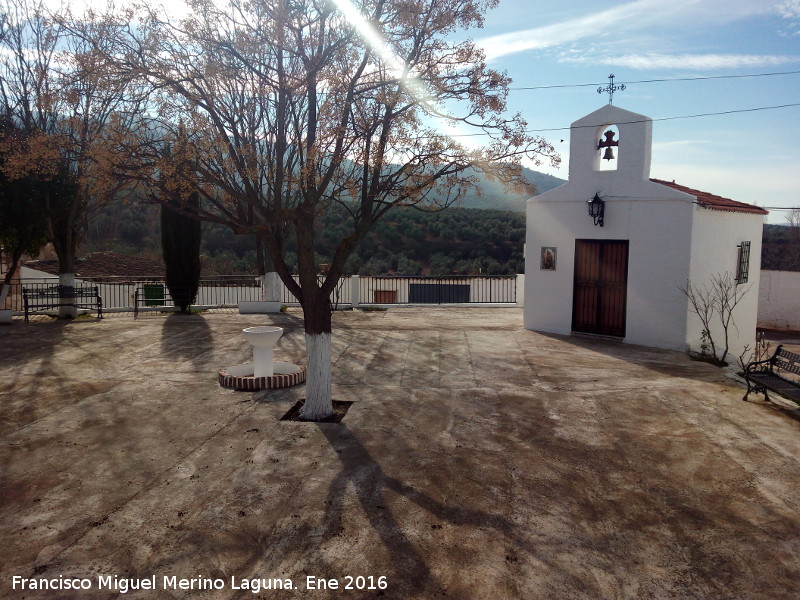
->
xmin=11 ymin=273 xmax=520 ymax=313
xmin=758 ymin=270 xmax=800 ymax=331
xmin=350 ymin=275 xmax=517 ymax=306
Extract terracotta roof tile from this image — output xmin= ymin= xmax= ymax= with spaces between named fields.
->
xmin=651 ymin=178 xmax=768 ymax=215
xmin=22 ymin=258 xmax=59 ymax=276
xmin=25 ymin=252 xmax=165 ymax=279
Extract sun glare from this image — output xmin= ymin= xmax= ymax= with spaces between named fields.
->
xmin=329 ymin=0 xmax=476 ymax=148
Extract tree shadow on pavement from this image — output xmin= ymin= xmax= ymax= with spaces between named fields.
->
xmin=314 ymin=422 xmax=549 ymax=598
xmin=0 ymin=319 xmax=102 ymax=434
xmin=160 ymin=313 xmax=213 ymax=368
xmin=313 ymin=412 xmax=800 ymax=599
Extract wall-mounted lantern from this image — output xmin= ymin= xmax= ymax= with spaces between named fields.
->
xmin=587 ymin=193 xmax=605 ymax=227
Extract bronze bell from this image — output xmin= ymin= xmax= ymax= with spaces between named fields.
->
xmin=602 ymin=146 xmax=615 ymax=161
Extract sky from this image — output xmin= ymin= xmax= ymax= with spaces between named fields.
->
xmin=50 ymin=0 xmax=800 ymax=223
xmin=465 ymin=0 xmax=800 ymax=223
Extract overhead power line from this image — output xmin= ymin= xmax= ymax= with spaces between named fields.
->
xmin=446 ymin=102 xmax=800 ymax=137
xmin=509 ymin=70 xmax=800 ymax=91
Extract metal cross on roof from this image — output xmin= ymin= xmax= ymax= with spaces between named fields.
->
xmin=597 ymin=74 xmax=626 ymax=105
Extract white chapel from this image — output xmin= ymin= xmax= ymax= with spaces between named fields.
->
xmin=524 ymin=104 xmax=767 ymax=360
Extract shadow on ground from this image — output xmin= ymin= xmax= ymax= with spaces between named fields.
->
xmin=1 ymin=308 xmax=799 ymax=599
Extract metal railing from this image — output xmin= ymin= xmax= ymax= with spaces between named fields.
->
xmin=279 ymin=275 xmax=349 ymax=306
xmin=358 ymin=275 xmax=517 ymax=305
xmin=3 ymin=274 xmax=519 ymax=314
xmin=3 ymin=276 xmax=261 ymax=313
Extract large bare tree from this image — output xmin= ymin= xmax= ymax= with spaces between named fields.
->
xmin=0 ymin=0 xmax=140 ymax=310
xmin=87 ymin=0 xmax=558 ymax=419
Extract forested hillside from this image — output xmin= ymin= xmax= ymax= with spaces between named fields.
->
xmin=81 ymin=182 xmax=797 ymax=277
xmin=317 ymin=206 xmax=526 ymax=275
xmin=83 ymin=201 xmax=528 ymax=275
xmin=762 ymin=223 xmax=800 ymax=271
xmin=81 ymin=167 xmax=567 ymax=275
xmin=454 ymin=166 xmax=566 ymax=212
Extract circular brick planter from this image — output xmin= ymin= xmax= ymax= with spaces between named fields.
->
xmin=219 ymin=361 xmax=306 ymax=391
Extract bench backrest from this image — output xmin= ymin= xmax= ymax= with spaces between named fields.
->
xmin=23 ymin=285 xmax=99 ymax=298
xmin=774 ymin=346 xmax=800 ymax=377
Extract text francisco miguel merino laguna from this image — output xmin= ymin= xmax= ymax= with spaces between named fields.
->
xmin=12 ymin=574 xmax=389 ymax=593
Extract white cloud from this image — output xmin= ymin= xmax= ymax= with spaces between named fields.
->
xmin=777 ymin=0 xmax=800 ymax=19
xmin=562 ymin=53 xmax=800 ymax=70
xmin=776 ymin=0 xmax=800 ymax=34
xmin=476 ymin=0 xmax=769 ymax=61
xmin=478 ymin=0 xmax=668 ymax=60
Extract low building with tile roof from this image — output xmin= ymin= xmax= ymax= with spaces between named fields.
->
xmin=22 ymin=251 xmax=165 ymax=281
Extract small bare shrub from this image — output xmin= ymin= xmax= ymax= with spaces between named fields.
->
xmin=680 ymin=272 xmax=752 ymax=366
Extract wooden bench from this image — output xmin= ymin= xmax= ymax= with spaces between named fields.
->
xmin=22 ymin=285 xmax=103 ymax=322
xmin=743 ymin=344 xmax=800 ymax=406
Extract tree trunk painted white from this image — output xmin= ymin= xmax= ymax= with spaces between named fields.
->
xmin=59 ymin=272 xmax=77 ymax=319
xmin=300 ymin=332 xmax=334 ymax=420
xmin=0 ymin=283 xmax=10 ymax=306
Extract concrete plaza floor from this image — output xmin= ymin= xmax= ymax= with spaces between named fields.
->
xmin=1 ymin=308 xmax=799 ymax=600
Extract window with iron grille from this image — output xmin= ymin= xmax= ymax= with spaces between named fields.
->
xmin=736 ymin=241 xmax=751 ymax=284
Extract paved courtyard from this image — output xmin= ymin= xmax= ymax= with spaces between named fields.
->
xmin=1 ymin=308 xmax=799 ymax=599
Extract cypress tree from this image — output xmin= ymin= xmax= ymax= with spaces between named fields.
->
xmin=0 ymin=119 xmax=50 ymax=308
xmin=161 ymin=189 xmax=201 ymax=313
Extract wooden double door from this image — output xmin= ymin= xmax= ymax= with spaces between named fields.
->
xmin=572 ymin=240 xmax=629 ymax=338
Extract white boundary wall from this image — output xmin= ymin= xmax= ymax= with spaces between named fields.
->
xmin=758 ymin=270 xmax=800 ymax=331
xmin=15 ymin=267 xmax=519 ymax=312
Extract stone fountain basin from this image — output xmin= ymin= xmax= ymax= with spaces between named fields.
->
xmin=242 ymin=325 xmax=283 ymax=347
xmin=220 ymin=325 xmax=305 ymax=391
xmin=218 ymin=361 xmax=306 ymax=391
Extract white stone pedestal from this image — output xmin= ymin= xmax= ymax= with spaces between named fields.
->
xmin=242 ymin=326 xmax=283 ymax=378
xmin=239 ymin=272 xmax=282 ymax=313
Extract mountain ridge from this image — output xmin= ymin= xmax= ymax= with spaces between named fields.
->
xmin=456 ymin=166 xmax=566 ymax=211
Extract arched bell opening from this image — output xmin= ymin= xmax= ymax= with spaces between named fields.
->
xmin=596 ymin=124 xmax=619 ymax=172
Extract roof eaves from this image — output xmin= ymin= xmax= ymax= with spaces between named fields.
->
xmin=650 ymin=178 xmax=768 ymax=216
